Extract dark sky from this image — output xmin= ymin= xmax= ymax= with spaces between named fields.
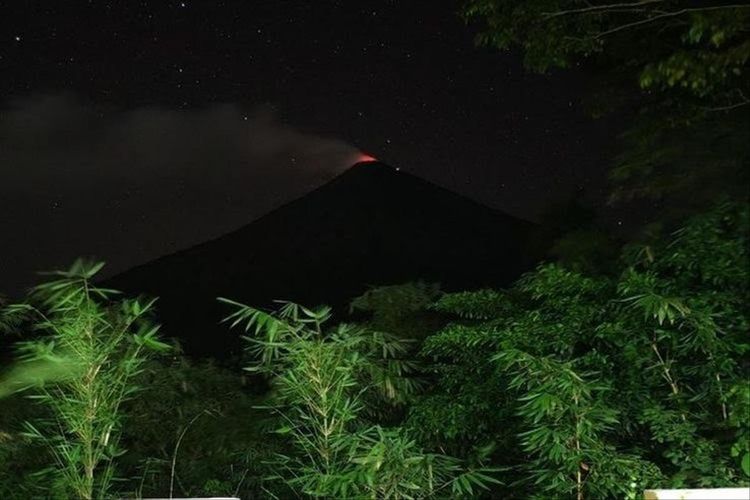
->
xmin=1 ymin=0 xmax=618 ymax=295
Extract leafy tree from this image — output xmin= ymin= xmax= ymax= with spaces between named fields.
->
xmin=2 ymin=261 xmax=170 ymax=499
xmin=0 ymin=393 xmax=51 ymax=498
xmin=409 ymin=201 xmax=749 ymax=497
xmin=462 ymin=0 xmax=749 ymax=104
xmin=531 ymin=193 xmax=623 ymax=274
xmin=349 ymin=281 xmax=442 ymax=339
xmin=219 ymin=298 xmax=499 ymax=498
xmin=462 ymin=0 xmax=750 ymax=215
xmin=120 ymin=352 xmax=276 ymax=499
xmin=608 ymin=106 xmax=750 ymax=219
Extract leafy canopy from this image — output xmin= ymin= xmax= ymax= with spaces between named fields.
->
xmin=219 ymin=298 xmax=500 ymax=498
xmin=461 ymin=0 xmax=750 ymax=213
xmin=2 ymin=261 xmax=169 ymax=499
xmin=409 ymin=201 xmax=750 ymax=497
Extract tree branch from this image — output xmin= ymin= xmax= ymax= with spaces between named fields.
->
xmin=543 ymin=0 xmax=666 ymax=19
xmin=594 ymin=5 xmax=750 ymax=39
xmin=703 ymin=90 xmax=750 ymax=112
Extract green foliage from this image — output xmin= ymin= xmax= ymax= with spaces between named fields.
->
xmin=431 ymin=288 xmax=509 ymax=320
xmin=1 ymin=294 xmax=24 ymax=336
xmin=119 ymin=353 xmax=276 ymax=499
xmin=350 ymin=282 xmax=441 ymax=319
xmin=0 ymin=393 xmax=52 ymax=498
xmin=461 ymin=0 xmax=750 ymax=216
xmin=220 ymin=298 xmax=499 ymax=498
xmin=3 ymin=260 xmax=169 ymax=499
xmin=350 ymin=282 xmax=442 ymax=338
xmin=2 ymin=203 xmax=746 ymax=498
xmin=462 ymin=0 xmax=750 ymax=103
xmin=608 ymin=108 xmax=750 ymax=214
xmin=0 ymin=352 xmax=82 ymax=400
xmin=410 ymin=202 xmax=750 ymax=496
xmin=495 ymin=348 xmax=661 ymax=498
xmin=727 ymin=381 xmax=750 ymax=477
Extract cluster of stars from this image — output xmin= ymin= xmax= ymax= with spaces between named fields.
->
xmin=3 ymin=0 xmax=610 ymax=224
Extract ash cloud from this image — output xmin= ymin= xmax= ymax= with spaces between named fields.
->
xmin=0 ymin=93 xmax=360 ymax=294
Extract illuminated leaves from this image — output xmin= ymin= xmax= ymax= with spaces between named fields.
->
xmin=220 ymin=298 xmax=498 ymax=497
xmin=412 ymin=202 xmax=749 ymax=494
xmin=1 ymin=261 xmax=169 ymax=499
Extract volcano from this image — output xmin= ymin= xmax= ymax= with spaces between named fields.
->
xmin=107 ymin=162 xmax=538 ymax=358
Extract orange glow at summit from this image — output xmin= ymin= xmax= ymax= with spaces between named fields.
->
xmin=354 ymin=153 xmax=377 ymax=164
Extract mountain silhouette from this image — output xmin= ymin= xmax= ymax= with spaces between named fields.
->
xmin=107 ymin=161 xmax=538 ymax=358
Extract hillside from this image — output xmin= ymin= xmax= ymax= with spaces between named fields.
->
xmin=107 ymin=161 xmax=538 ymax=357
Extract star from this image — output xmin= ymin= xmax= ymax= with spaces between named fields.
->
xmin=1 ymin=0 xmax=619 ymax=299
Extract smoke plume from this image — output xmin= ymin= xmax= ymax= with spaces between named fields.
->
xmin=0 ymin=93 xmax=360 ymax=294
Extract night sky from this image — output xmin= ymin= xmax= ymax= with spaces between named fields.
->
xmin=1 ymin=0 xmax=618 ymax=295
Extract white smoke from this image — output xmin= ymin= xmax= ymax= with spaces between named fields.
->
xmin=0 ymin=93 xmax=361 ymax=292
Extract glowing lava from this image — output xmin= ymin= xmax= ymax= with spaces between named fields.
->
xmin=355 ymin=152 xmax=377 ymax=164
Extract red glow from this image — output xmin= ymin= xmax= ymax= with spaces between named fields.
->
xmin=355 ymin=153 xmax=377 ymax=163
